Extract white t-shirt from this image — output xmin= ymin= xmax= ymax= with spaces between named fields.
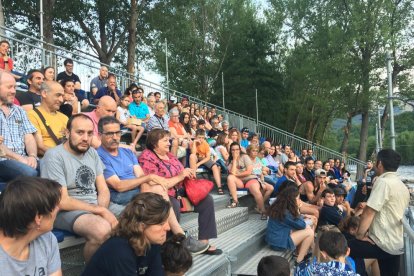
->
xmin=367 ymin=171 xmax=410 ymax=255
xmin=117 ymin=106 xmax=131 ymax=124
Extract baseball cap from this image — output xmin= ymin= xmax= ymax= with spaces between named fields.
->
xmin=315 ymin=169 xmax=327 ymax=177
xmin=333 ymin=187 xmax=347 ymax=196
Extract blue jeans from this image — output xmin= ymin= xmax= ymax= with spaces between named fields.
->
xmin=110 ymin=188 xmax=140 ymax=205
xmin=264 ymin=175 xmax=278 ymax=185
xmin=0 ymin=159 xmax=39 ymax=182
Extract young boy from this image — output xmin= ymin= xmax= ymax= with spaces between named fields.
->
xmin=189 ymin=129 xmax=224 ymax=194
xmin=257 ymin=255 xmax=290 ymax=276
xmin=318 ymin=188 xmax=347 ymax=228
xmin=305 ymin=231 xmax=358 ymax=275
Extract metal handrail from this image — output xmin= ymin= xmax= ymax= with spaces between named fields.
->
xmin=402 ymin=207 xmax=414 ymax=276
xmin=1 ymin=25 xmax=366 ymax=173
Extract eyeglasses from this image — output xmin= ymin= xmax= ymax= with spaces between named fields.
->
xmin=101 ymin=131 xmax=122 ymax=137
xmin=131 ymin=90 xmax=141 ymax=94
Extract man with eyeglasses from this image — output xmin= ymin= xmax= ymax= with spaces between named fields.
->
xmin=56 ymin=58 xmax=81 ymax=88
xmin=129 ymin=88 xmax=150 ymax=129
xmin=41 ymin=113 xmax=124 ymax=262
xmin=97 ymin=116 xmax=167 ymax=205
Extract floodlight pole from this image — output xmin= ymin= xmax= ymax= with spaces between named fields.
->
xmin=386 ymin=52 xmax=396 ymax=150
xmin=222 ymin=72 xmax=225 ymax=110
xmin=40 ymin=0 xmax=45 ymax=66
xmin=165 ymin=38 xmax=169 ymax=91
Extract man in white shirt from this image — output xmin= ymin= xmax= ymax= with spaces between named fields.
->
xmin=349 ymin=149 xmax=409 ymax=276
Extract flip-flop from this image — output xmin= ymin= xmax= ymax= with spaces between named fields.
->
xmin=202 ymin=245 xmax=223 ymax=255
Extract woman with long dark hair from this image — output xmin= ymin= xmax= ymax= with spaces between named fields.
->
xmin=266 ymin=186 xmax=314 ymax=265
xmin=83 ymin=193 xmax=171 ymax=275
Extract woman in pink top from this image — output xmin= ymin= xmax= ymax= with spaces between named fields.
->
xmin=139 ymin=129 xmax=222 ymax=255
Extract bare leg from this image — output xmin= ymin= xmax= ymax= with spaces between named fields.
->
xmin=262 ymin=183 xmax=274 ymax=204
xmin=248 ymin=181 xmax=265 ymax=212
xmin=73 ymin=214 xmax=112 ymax=262
xmin=211 ymin=164 xmax=222 ymax=189
xmin=291 ymin=227 xmax=314 ymax=262
xmin=189 ymin=153 xmax=198 ymax=170
xmin=227 ymin=175 xmax=243 ymax=203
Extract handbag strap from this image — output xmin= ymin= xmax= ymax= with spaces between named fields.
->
xmin=33 ymin=108 xmax=61 ymax=145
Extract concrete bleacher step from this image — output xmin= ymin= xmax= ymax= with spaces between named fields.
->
xmin=181 ymin=206 xmax=249 ymax=239
xmin=232 ymin=245 xmax=294 ymax=276
xmin=186 ymin=214 xmax=267 ymax=276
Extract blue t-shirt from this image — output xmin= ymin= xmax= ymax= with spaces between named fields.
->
xmin=97 ymin=147 xmax=138 ymax=183
xmin=94 ymin=87 xmax=122 ymax=101
xmin=129 ymin=101 xmax=150 ymax=119
xmin=240 ymin=139 xmax=249 ymax=149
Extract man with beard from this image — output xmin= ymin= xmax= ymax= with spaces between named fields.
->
xmin=16 ymin=69 xmax=44 ymax=111
xmin=0 ymin=72 xmax=39 ymax=182
xmin=41 ymin=113 xmax=124 ymax=262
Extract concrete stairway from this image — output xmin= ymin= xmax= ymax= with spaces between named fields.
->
xmin=59 ymin=192 xmax=293 ymax=276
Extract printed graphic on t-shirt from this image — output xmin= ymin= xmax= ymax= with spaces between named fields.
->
xmin=25 ymin=266 xmax=45 ymax=276
xmin=75 ymin=165 xmax=95 ymax=195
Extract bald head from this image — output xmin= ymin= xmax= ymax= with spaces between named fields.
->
xmin=96 ymin=96 xmax=117 ymax=118
xmin=40 ymin=81 xmax=64 ymax=112
xmin=99 ymin=66 xmax=108 ymax=79
xmin=0 ymin=72 xmax=16 ymax=105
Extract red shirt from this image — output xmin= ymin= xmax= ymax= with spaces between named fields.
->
xmin=0 ymin=57 xmax=14 ymax=71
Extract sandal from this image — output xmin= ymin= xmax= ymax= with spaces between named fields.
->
xmin=203 ymin=245 xmax=223 ymax=255
xmin=260 ymin=213 xmax=267 ymax=220
xmin=217 ymin=187 xmax=224 ymax=195
xmin=227 ymin=199 xmax=239 ymax=208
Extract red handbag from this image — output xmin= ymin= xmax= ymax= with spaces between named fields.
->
xmin=183 ymin=178 xmax=214 ymax=205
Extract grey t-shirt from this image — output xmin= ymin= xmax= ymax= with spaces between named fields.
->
xmin=41 ymin=144 xmax=104 ymax=204
xmin=0 ymin=232 xmax=61 ymax=276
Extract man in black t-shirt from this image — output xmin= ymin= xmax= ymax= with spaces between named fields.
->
xmin=56 ymin=58 xmax=81 ymax=88
xmin=15 ymin=69 xmax=44 ymax=111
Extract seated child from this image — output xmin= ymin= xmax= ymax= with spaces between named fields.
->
xmin=189 ymin=129 xmax=224 ymax=194
xmin=161 ymin=234 xmax=193 ymax=276
xmin=318 ymin=188 xmax=347 ymax=228
xmin=257 ymin=255 xmax=290 ymax=276
xmin=295 ymin=231 xmax=358 ymax=275
xmin=334 ymin=187 xmax=352 ymax=216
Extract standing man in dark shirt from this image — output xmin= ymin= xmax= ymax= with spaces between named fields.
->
xmin=56 ymin=58 xmax=81 ymax=88
xmin=15 ymin=69 xmax=44 ymax=111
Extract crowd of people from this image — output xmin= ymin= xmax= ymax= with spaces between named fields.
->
xmin=0 ymin=44 xmax=411 ymax=276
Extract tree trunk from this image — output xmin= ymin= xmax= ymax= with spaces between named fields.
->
xmin=43 ymin=0 xmax=55 ymax=66
xmin=126 ymin=0 xmax=139 ymax=77
xmin=358 ymin=110 xmax=369 ymax=162
xmin=0 ymin=0 xmax=5 ymax=36
xmin=340 ymin=113 xmax=353 ymax=156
